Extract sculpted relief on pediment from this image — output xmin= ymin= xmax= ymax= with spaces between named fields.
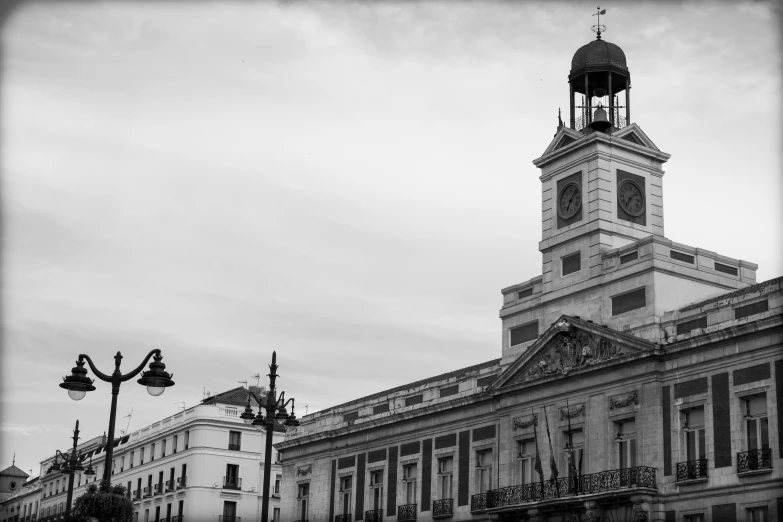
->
xmin=517 ymin=321 xmax=625 ymax=383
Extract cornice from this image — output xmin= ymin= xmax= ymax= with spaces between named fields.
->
xmin=534 ymin=131 xmax=670 ymax=170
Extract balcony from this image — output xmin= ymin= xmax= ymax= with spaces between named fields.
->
xmin=155 ymin=483 xmax=164 ymax=495
xmin=737 ymin=448 xmax=772 ymax=474
xmin=143 ymin=486 xmax=153 ymax=498
xmin=485 ymin=466 xmax=657 ymax=511
xmin=293 ymin=520 xmax=308 ymax=522
xmin=228 ymin=443 xmax=241 ymax=451
xmin=170 ymin=517 xmax=183 ymax=522
xmin=335 ymin=514 xmax=351 ymax=522
xmin=470 ymin=493 xmax=487 ymax=513
xmin=397 ymin=504 xmax=416 ymax=522
xmin=133 ymin=489 xmax=141 ymax=501
xmin=176 ymin=476 xmax=187 ymax=489
xmin=218 ymin=517 xmax=240 ymax=522
xmin=223 ymin=476 xmax=242 ymax=490
xmin=432 ymin=499 xmax=453 ymax=519
xmin=166 ymin=480 xmax=176 ymax=492
xmin=364 ymin=510 xmax=383 ymax=522
xmin=676 ymin=459 xmax=708 ymax=483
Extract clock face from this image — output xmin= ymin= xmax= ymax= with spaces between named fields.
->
xmin=618 ymin=179 xmax=645 ymax=217
xmin=557 ymin=182 xmax=582 ymax=220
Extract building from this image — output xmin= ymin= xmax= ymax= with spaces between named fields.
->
xmin=0 ymin=469 xmax=40 ymax=522
xmin=33 ymin=387 xmax=284 ymax=522
xmin=276 ymin=29 xmax=782 ymax=522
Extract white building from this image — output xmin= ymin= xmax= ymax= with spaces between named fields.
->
xmin=35 ymin=387 xmax=284 ymax=522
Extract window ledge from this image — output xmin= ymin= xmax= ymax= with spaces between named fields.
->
xmin=432 ymin=514 xmax=453 ymax=520
xmin=737 ymin=468 xmax=773 ymax=477
xmin=675 ymin=477 xmax=708 ymax=486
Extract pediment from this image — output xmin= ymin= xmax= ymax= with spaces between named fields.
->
xmin=490 ymin=316 xmax=657 ymax=390
xmin=612 ymin=123 xmax=660 ymax=151
xmin=542 ymin=126 xmax=584 ymax=156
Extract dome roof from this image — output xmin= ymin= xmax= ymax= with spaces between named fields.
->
xmin=571 ymin=39 xmax=627 ymax=71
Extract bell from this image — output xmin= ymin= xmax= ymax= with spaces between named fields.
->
xmin=590 ymin=103 xmax=611 ymax=131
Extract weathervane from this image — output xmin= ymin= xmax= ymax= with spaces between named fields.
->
xmin=592 ymin=7 xmax=607 ymax=40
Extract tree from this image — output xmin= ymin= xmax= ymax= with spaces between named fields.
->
xmin=70 ymin=479 xmax=135 ymax=522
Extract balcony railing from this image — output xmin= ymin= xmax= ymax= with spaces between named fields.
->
xmin=470 ymin=493 xmax=487 ymax=512
xmin=397 ymin=504 xmax=416 ymax=521
xmin=133 ymin=489 xmax=141 ymax=500
xmin=176 ymin=476 xmax=187 ymax=489
xmin=155 ymin=483 xmax=164 ymax=495
xmin=223 ymin=476 xmax=242 ymax=490
xmin=737 ymin=448 xmax=772 ymax=473
xmin=228 ymin=443 xmax=241 ymax=451
xmin=365 ymin=509 xmax=383 ymax=522
xmin=335 ymin=514 xmax=351 ymax=522
xmin=143 ymin=486 xmax=152 ymax=498
xmin=165 ymin=479 xmax=176 ymax=492
xmin=293 ymin=520 xmax=308 ymax=522
xmin=676 ymin=459 xmax=708 ymax=482
xmin=486 ymin=466 xmax=656 ymax=509
xmin=574 ymin=113 xmax=627 ymax=132
xmin=218 ymin=517 xmax=240 ymax=522
xmin=170 ymin=517 xmax=183 ymax=522
xmin=432 ymin=499 xmax=453 ymax=518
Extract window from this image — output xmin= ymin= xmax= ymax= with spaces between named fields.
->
xmin=229 ymin=431 xmax=242 ymax=451
xmin=747 ymin=507 xmax=768 ymax=522
xmin=298 ymin=483 xmax=310 ymax=521
xmin=223 ymin=502 xmax=237 ymax=522
xmin=155 ymin=506 xmax=160 ymax=522
xmin=437 ymin=457 xmax=453 ymax=500
xmin=140 ymin=447 xmax=145 ymax=465
xmin=137 ymin=478 xmax=142 ymax=499
xmin=225 ymin=464 xmax=240 ymax=489
xmin=274 ymin=474 xmax=281 ymax=496
xmin=127 ymin=481 xmax=132 ymax=498
xmin=339 ymin=475 xmax=352 ymax=516
xmin=616 ymin=420 xmax=637 ymax=470
xmin=169 ymin=468 xmax=175 ymax=491
xmin=178 ymin=500 xmax=184 ymax=521
xmin=166 ymin=504 xmax=172 ymax=522
xmin=403 ymin=463 xmax=418 ymax=505
xmin=173 ymin=435 xmax=178 ymax=454
xmin=620 ymin=251 xmax=638 ymax=264
xmin=144 ymin=509 xmax=149 ymax=522
xmin=151 ymin=443 xmax=155 ymax=462
xmin=684 ymin=515 xmax=704 ymax=522
xmin=518 ymin=288 xmax=533 ymax=299
xmin=611 ymin=287 xmax=646 ymax=315
xmin=130 ymin=450 xmax=135 ymax=469
xmin=510 ymin=321 xmax=538 ymax=347
xmin=121 ymin=456 xmax=125 ymax=472
xmin=274 ymin=507 xmax=281 ymax=521
xmin=683 ymin=408 xmax=706 ymax=461
xmin=370 ymin=470 xmax=384 ymax=512
xmin=184 ymin=431 xmax=189 ymax=450
xmin=562 ymin=430 xmax=584 ymax=479
xmin=56 ymin=479 xmax=60 ymax=494
xmin=744 ymin=395 xmax=769 ymax=452
xmin=562 ymin=251 xmax=581 ymax=276
xmin=517 ymin=440 xmax=535 ymax=485
xmin=158 ymin=471 xmax=164 ymax=494
xmin=180 ymin=464 xmax=187 ymax=487
xmin=161 ymin=439 xmax=166 ymax=458
xmin=475 ymin=449 xmax=493 ymax=494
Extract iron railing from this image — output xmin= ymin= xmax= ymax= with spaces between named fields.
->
xmin=143 ymin=486 xmax=152 ymax=498
xmin=574 ymin=113 xmax=627 ymax=132
xmin=155 ymin=483 xmax=164 ymax=495
xmin=223 ymin=476 xmax=242 ymax=490
xmin=486 ymin=466 xmax=656 ymax=508
xmin=365 ymin=509 xmax=383 ymax=522
xmin=433 ymin=499 xmax=453 ymax=518
xmin=176 ymin=476 xmax=187 ymax=489
xmin=470 ymin=493 xmax=487 ymax=512
xmin=228 ymin=443 xmax=241 ymax=451
xmin=335 ymin=514 xmax=351 ymax=522
xmin=676 ymin=459 xmax=708 ymax=482
xmin=170 ymin=517 xmax=183 ymax=522
xmin=133 ymin=489 xmax=141 ymax=500
xmin=397 ymin=504 xmax=417 ymax=521
xmin=218 ymin=517 xmax=240 ymax=522
xmin=737 ymin=448 xmax=772 ymax=473
xmin=166 ymin=479 xmax=176 ymax=492
xmin=293 ymin=520 xmax=308 ymax=522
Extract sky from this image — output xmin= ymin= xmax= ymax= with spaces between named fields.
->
xmin=1 ymin=1 xmax=780 ymax=479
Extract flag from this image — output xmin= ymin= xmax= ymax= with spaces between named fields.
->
xmin=543 ymin=405 xmax=558 ymax=480
xmin=566 ymin=400 xmax=578 ymax=493
xmin=532 ymin=410 xmax=544 ymax=482
xmin=600 ymin=9 xmax=606 ymax=14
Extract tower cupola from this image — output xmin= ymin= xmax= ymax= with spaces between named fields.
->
xmin=568 ymin=9 xmax=631 ymax=132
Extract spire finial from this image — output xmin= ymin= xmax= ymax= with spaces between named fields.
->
xmin=12 ymin=452 xmax=15 ymax=466
xmin=558 ymin=108 xmax=563 ymax=129
xmin=592 ymin=7 xmax=607 ymax=40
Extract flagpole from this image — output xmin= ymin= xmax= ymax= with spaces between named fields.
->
xmin=566 ymin=399 xmax=576 ymax=494
xmin=532 ymin=408 xmax=544 ymax=500
xmin=543 ymin=404 xmax=559 ymax=497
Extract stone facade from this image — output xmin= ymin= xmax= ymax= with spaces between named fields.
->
xmin=277 ymin=33 xmax=782 ymax=522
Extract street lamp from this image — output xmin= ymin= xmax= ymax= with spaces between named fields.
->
xmin=239 ymin=351 xmax=299 ymax=522
xmin=48 ymin=420 xmax=94 ymax=519
xmin=59 ymin=350 xmax=174 ymax=484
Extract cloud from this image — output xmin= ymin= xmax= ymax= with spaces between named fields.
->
xmin=0 ymin=423 xmax=53 ymax=435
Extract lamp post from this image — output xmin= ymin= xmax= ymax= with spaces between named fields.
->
xmin=59 ymin=350 xmax=175 ymax=484
xmin=46 ymin=420 xmax=96 ymax=519
xmin=239 ymin=351 xmax=299 ymax=522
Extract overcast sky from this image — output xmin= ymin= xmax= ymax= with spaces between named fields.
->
xmin=1 ymin=1 xmax=780 ymax=478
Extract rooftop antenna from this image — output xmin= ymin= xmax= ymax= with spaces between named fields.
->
xmin=120 ymin=408 xmax=133 ymax=436
xmin=592 ymin=6 xmax=607 ymax=40
xmin=237 ymin=380 xmax=248 ymax=390
xmin=174 ymin=402 xmax=186 ymax=412
xmin=304 ymin=404 xmax=309 ymax=415
xmin=251 ymin=373 xmax=261 ymax=390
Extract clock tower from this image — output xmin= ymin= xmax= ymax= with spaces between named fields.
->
xmin=498 ymin=27 xmax=757 ymax=365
